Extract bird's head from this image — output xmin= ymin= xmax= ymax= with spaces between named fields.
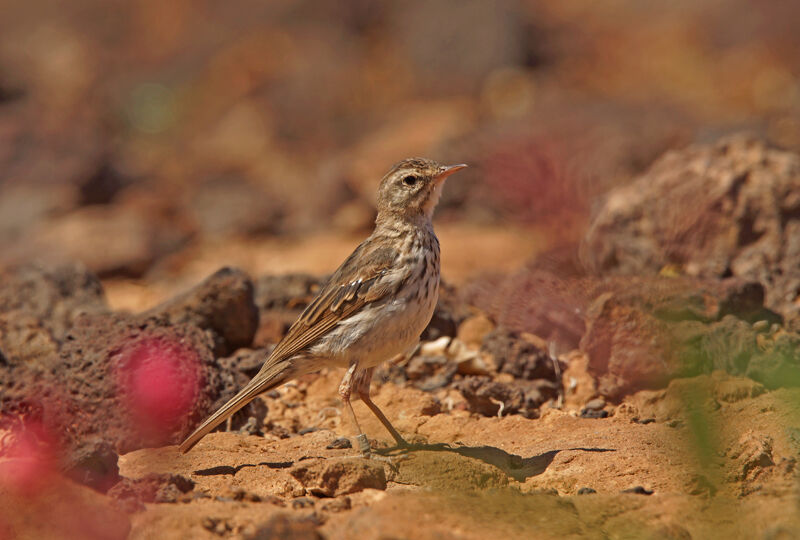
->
xmin=376 ymin=158 xmax=467 ymax=223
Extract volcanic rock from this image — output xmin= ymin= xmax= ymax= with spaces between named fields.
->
xmin=145 ymin=267 xmax=259 ymax=356
xmin=582 ymin=135 xmax=800 ymax=320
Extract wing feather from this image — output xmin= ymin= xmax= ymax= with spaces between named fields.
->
xmin=257 ymin=240 xmax=407 ymax=372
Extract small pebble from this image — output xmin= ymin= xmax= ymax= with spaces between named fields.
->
xmin=456 ymin=314 xmax=495 ymax=345
xmin=577 ymin=487 xmax=596 ymax=495
xmin=456 ymin=352 xmax=493 ymax=376
xmin=446 ymin=338 xmax=468 ymax=358
xmin=752 ymin=320 xmax=769 ymax=333
xmin=322 ymin=496 xmax=352 ymax=513
xmin=584 ymin=398 xmax=606 ymax=411
xmin=580 ymin=409 xmax=609 ymax=419
xmin=232 ymin=489 xmax=261 ymax=502
xmin=292 ymin=497 xmax=316 ymax=509
xmin=298 ymin=427 xmax=319 ymax=435
xmin=622 ymin=486 xmax=653 ymax=495
xmin=202 ymin=517 xmax=231 ymax=535
xmin=326 ymin=437 xmax=352 ymax=450
xmin=420 ymin=336 xmax=451 ymax=356
xmin=418 ymin=373 xmax=452 ymax=391
xmin=633 ymin=417 xmax=655 ymax=425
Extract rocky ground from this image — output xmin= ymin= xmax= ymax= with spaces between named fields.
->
xmin=2 ymin=1 xmax=800 ymax=538
xmin=1 ymin=135 xmax=800 ymax=539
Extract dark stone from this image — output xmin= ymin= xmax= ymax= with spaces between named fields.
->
xmin=482 ymin=328 xmax=556 ymax=381
xmin=144 ymin=267 xmax=259 ymax=356
xmin=456 ymin=377 xmax=525 ymax=417
xmin=622 ymin=486 xmax=653 ymax=495
xmin=577 ymin=487 xmax=596 ymax=495
xmin=406 ymin=355 xmax=448 ymax=381
xmin=580 ymin=409 xmax=609 ymax=419
xmin=62 ymin=438 xmax=120 ymax=494
xmin=326 ymin=438 xmax=352 ymax=450
xmin=417 ymin=371 xmax=455 ymax=392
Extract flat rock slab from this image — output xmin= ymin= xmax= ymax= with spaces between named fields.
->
xmin=290 ymin=457 xmax=386 ymax=497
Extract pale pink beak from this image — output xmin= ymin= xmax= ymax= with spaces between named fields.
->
xmin=434 ymin=163 xmax=467 ymax=182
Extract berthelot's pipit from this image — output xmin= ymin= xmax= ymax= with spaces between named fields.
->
xmin=179 ymin=158 xmax=466 ymax=455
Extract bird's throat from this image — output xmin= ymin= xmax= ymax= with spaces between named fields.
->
xmin=422 ymin=181 xmax=445 ymax=218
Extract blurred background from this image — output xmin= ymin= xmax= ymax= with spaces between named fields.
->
xmin=2 ymin=3 xmax=800 ymax=538
xmin=1 ymin=0 xmax=798 ymax=306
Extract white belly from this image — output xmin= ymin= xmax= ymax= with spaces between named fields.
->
xmin=310 ymin=263 xmax=439 ymax=369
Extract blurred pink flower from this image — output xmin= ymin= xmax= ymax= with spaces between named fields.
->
xmin=115 ymin=337 xmax=203 ymax=443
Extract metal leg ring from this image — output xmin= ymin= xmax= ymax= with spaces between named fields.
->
xmin=356 ymin=433 xmax=370 ymax=456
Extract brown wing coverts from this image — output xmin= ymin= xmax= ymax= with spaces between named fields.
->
xmin=264 ymin=242 xmax=404 ymax=367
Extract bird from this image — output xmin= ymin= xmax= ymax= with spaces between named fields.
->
xmin=179 ymin=158 xmax=466 ymax=456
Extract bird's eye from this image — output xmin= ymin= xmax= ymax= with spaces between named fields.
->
xmin=402 ymin=175 xmax=419 ymax=187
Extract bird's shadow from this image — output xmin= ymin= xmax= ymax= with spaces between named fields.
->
xmin=194 ymin=461 xmax=293 ymax=476
xmin=375 ymin=443 xmax=616 ymax=482
xmin=191 ymin=445 xmax=615 ymax=483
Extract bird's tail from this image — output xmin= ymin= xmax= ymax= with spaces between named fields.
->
xmin=179 ymin=359 xmax=293 ymax=453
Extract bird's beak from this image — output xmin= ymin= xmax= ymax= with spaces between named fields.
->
xmin=434 ymin=163 xmax=468 ymax=183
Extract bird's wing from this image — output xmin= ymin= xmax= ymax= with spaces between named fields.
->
xmin=263 ymin=239 xmax=408 ymax=366
xmin=179 ymin=238 xmax=409 ymax=454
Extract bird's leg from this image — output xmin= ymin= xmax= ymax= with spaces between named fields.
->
xmin=355 ymin=367 xmax=409 ymax=447
xmin=339 ymin=362 xmax=370 ymax=456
